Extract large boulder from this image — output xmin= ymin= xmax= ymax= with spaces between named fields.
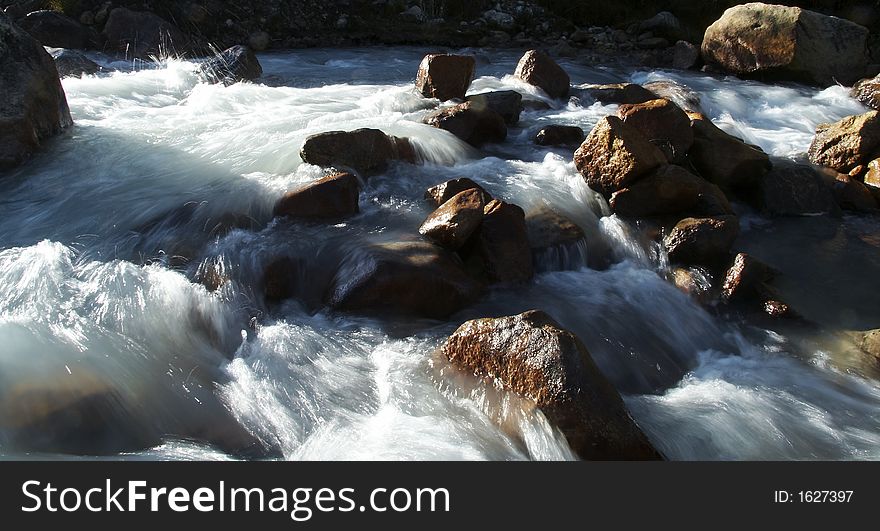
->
xmin=687 ymin=112 xmax=772 ymax=195
xmin=663 ymin=216 xmax=739 ymax=266
xmin=807 ymin=111 xmax=880 ymax=174
xmin=419 ymin=188 xmax=486 ymax=250
xmin=102 ymin=7 xmax=188 ymax=59
xmin=423 ymin=101 xmax=507 ymax=147
xmin=514 ymin=49 xmax=570 ymax=100
xmin=198 ymin=45 xmax=262 ymax=85
xmin=577 ymin=83 xmax=657 ymax=105
xmin=441 ymin=310 xmax=662 ymax=460
xmin=465 ymin=90 xmax=522 ymax=125
xmin=463 ymin=200 xmax=534 ymax=284
xmin=574 ymin=116 xmax=667 ymax=198
xmin=701 ymin=3 xmax=870 ymax=86
xmin=273 ymin=172 xmax=360 ymax=220
xmin=47 ymin=47 xmax=101 ymax=77
xmin=415 ymin=53 xmax=475 ymax=102
xmin=1 ymin=13 xmax=72 ymax=170
xmin=425 ymin=178 xmax=492 ymax=207
xmin=533 ymin=125 xmax=585 ymax=148
xmin=757 ymin=161 xmax=840 ymax=216
xmin=300 ymin=128 xmax=414 ymax=175
xmin=610 ymin=165 xmax=732 ymax=219
xmin=618 ymin=98 xmax=693 ymax=163
xmin=326 ymin=241 xmax=483 ymax=319
xmin=18 ymin=10 xmax=95 ymax=49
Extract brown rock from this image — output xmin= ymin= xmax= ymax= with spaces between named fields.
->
xmin=533 ymin=125 xmax=585 ymax=148
xmin=326 ymin=241 xmax=482 ymax=319
xmin=664 ymin=216 xmax=739 ymax=266
xmin=574 ymin=116 xmax=667 ymax=197
xmin=687 ymin=112 xmax=772 ymax=195
xmin=425 ymin=178 xmax=492 ymax=207
xmin=643 ymin=80 xmax=704 ymax=114
xmin=578 ymin=83 xmax=657 ymax=105
xmin=415 ymin=54 xmax=476 ymax=102
xmin=857 ymin=329 xmax=880 ymax=362
xmin=525 ymin=207 xmax=585 ymax=251
xmin=419 ymin=188 xmax=485 ymax=250
xmin=852 ymin=75 xmax=880 ymax=111
xmin=808 ymin=111 xmax=880 ymax=173
xmin=610 ymin=165 xmax=732 ymax=218
xmin=423 ymin=101 xmax=507 ymax=147
xmin=826 ymin=172 xmax=879 ymax=212
xmin=441 ymin=310 xmax=662 ymax=460
xmin=764 ymin=300 xmax=795 ymax=319
xmin=465 ymin=90 xmax=522 ymax=125
xmin=721 ymin=253 xmax=775 ymax=302
xmin=757 ymin=161 xmax=840 ymax=216
xmin=671 ymin=267 xmax=713 ymax=303
xmin=464 ymin=200 xmax=534 ymax=284
xmin=618 ymin=98 xmax=694 ymax=163
xmin=514 ymin=49 xmax=570 ymax=100
xmin=273 ymin=172 xmax=360 ymax=220
xmin=300 ymin=128 xmax=412 ymax=175
xmin=864 ymin=158 xmax=880 ymax=201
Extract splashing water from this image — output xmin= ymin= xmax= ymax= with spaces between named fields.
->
xmin=1 ymin=47 xmax=879 ymax=460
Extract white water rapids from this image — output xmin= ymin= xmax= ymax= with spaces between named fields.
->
xmin=1 ymin=47 xmax=879 ymax=460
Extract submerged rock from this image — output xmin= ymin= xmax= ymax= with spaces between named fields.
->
xmin=687 ymin=112 xmax=772 ymax=195
xmin=300 ymin=128 xmax=414 ymax=175
xmin=664 ymin=216 xmax=739 ymax=267
xmin=198 ymin=45 xmax=262 ymax=85
xmin=327 ymin=241 xmax=483 ymax=319
xmin=533 ymin=125 xmax=585 ymax=148
xmin=618 ymin=98 xmax=693 ymax=163
xmin=0 ymin=13 xmax=73 ymax=170
xmin=808 ymin=111 xmax=880 ymax=174
xmin=273 ymin=172 xmax=360 ymax=220
xmin=643 ymin=80 xmax=704 ymax=114
xmin=441 ymin=310 xmax=662 ymax=460
xmin=577 ymin=83 xmax=657 ymax=105
xmin=463 ymin=200 xmax=534 ymax=284
xmin=701 ymin=3 xmax=869 ymax=86
xmin=419 ymin=188 xmax=486 ymax=250
xmin=424 ymin=178 xmax=492 ymax=207
xmin=102 ymin=7 xmax=188 ymax=58
xmin=514 ymin=49 xmax=570 ymax=100
xmin=423 ymin=101 xmax=507 ymax=147
xmin=47 ymin=47 xmax=101 ymax=77
xmin=574 ymin=116 xmax=667 ymax=198
xmin=19 ymin=10 xmax=95 ymax=50
xmin=465 ymin=90 xmax=522 ymax=125
xmin=416 ymin=53 xmax=476 ymax=102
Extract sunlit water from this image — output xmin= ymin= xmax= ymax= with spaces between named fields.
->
xmin=1 ymin=47 xmax=879 ymax=460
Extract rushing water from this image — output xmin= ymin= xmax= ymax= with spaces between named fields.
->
xmin=1 ymin=47 xmax=879 ymax=460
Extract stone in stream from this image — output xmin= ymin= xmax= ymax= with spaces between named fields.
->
xmin=610 ymin=165 xmax=732 ymax=219
xmin=0 ymin=12 xmax=73 ymax=170
xmin=513 ymin=49 xmax=570 ymax=100
xmin=819 ymin=171 xmax=879 ymax=212
xmin=756 ymin=161 xmax=841 ymax=216
xmin=808 ymin=111 xmax=880 ymax=174
xmin=300 ymin=128 xmax=415 ymax=175
xmin=462 ymin=200 xmax=534 ymax=285
xmin=440 ymin=310 xmax=662 ymax=460
xmin=618 ymin=98 xmax=693 ymax=163
xmin=326 ymin=241 xmax=483 ymax=319
xmin=415 ymin=53 xmax=476 ymax=102
xmin=576 ymin=83 xmax=657 ymax=105
xmin=687 ymin=112 xmax=772 ymax=196
xmin=672 ymin=40 xmax=700 ymax=70
xmin=102 ymin=7 xmax=188 ymax=59
xmin=263 ymin=256 xmax=300 ymax=302
xmin=18 ymin=10 xmax=97 ymax=50
xmin=663 ymin=216 xmax=739 ymax=267
xmin=198 ymin=45 xmax=263 ymax=85
xmin=574 ymin=116 xmax=667 ymax=198
xmin=47 ymin=47 xmax=102 ymax=77
xmin=273 ymin=172 xmax=360 ymax=220
xmin=701 ymin=3 xmax=870 ymax=86
xmin=533 ymin=125 xmax=585 ymax=148
xmin=864 ymin=159 xmax=880 ymax=201
xmin=857 ymin=329 xmax=880 ymax=363
xmin=721 ymin=253 xmax=775 ymax=302
xmin=643 ymin=80 xmax=704 ymax=114
xmin=852 ymin=75 xmax=880 ymax=111
xmin=419 ymin=188 xmax=486 ymax=250
xmin=423 ymin=101 xmax=507 ymax=147
xmin=465 ymin=90 xmax=522 ymax=125
xmin=424 ymin=178 xmax=493 ymax=207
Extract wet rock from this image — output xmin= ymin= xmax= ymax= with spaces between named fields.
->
xmin=852 ymin=75 xmax=880 ymax=110
xmin=103 ymin=7 xmax=188 ymax=59
xmin=48 ymin=47 xmax=101 ymax=77
xmin=273 ymin=172 xmax=360 ymax=220
xmin=808 ymin=111 xmax=880 ymax=174
xmin=195 ymin=255 xmax=231 ymax=293
xmin=415 ymin=53 xmax=476 ymax=102
xmin=857 ymin=329 xmax=880 ymax=362
xmin=757 ymin=161 xmax=840 ymax=216
xmin=577 ymin=83 xmax=657 ymax=105
xmin=822 ymin=171 xmax=879 ymax=212
xmin=642 ymin=81 xmax=703 ymax=114
xmin=721 ymin=253 xmax=775 ymax=302
xmin=300 ymin=128 xmax=413 ymax=175
xmin=419 ymin=188 xmax=486 ymax=250
xmin=424 ymin=178 xmax=492 ymax=207
xmin=670 ymin=267 xmax=713 ymax=303
xmin=18 ymin=10 xmax=95 ymax=50
xmin=423 ymin=101 xmax=507 ymax=147
xmin=441 ymin=310 xmax=662 ymax=460
xmin=533 ymin=125 xmax=585 ymax=148
xmin=463 ymin=200 xmax=533 ymax=284
xmin=610 ymin=165 xmax=732 ymax=219
xmin=198 ymin=45 xmax=262 ymax=85
xmin=664 ymin=216 xmax=739 ymax=267
xmin=764 ymin=299 xmax=795 ymax=319
xmin=672 ymin=40 xmax=700 ymax=70
xmin=0 ymin=13 xmax=73 ymax=170
xmin=864 ymin=158 xmax=880 ymax=200
xmin=701 ymin=3 xmax=869 ymax=86
xmin=263 ymin=256 xmax=299 ymax=302
xmin=465 ymin=90 xmax=522 ymax=125
xmin=687 ymin=112 xmax=772 ymax=195
xmin=327 ymin=241 xmax=482 ymax=319
xmin=574 ymin=116 xmax=667 ymax=198
xmin=514 ymin=49 xmax=570 ymax=100
xmin=525 ymin=207 xmax=585 ymax=252
xmin=618 ymin=98 xmax=693 ymax=163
